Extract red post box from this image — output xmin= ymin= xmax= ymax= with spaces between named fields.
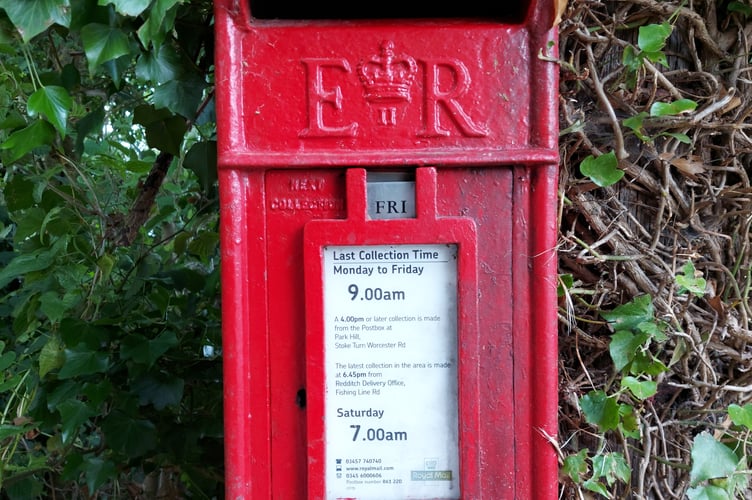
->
xmin=214 ymin=1 xmax=559 ymax=498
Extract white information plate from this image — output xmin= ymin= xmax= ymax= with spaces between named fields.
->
xmin=323 ymin=244 xmax=461 ymax=499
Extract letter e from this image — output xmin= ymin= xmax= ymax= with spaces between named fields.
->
xmin=300 ymin=58 xmax=358 ymax=138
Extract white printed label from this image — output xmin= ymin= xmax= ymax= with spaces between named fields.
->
xmin=323 ymin=244 xmax=460 ymax=499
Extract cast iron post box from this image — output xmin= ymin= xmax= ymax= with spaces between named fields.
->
xmin=214 ymin=1 xmax=559 ymax=498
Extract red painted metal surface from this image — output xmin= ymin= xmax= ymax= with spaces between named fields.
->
xmin=214 ymin=0 xmax=559 ymax=497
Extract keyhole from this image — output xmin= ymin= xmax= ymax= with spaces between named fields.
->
xmin=296 ymin=388 xmax=307 ymax=409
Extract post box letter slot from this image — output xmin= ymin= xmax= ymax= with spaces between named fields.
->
xmin=248 ymin=0 xmax=531 ymax=22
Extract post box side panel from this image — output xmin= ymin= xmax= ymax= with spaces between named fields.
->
xmin=436 ymin=168 xmax=516 ymax=496
xmin=510 ymin=164 xmax=559 ymax=499
xmin=511 ymin=165 xmax=534 ymax=497
xmin=236 ymin=24 xmax=531 ymax=159
xmin=265 ymin=170 xmax=348 ymax=494
xmin=530 ymin=164 xmax=560 ymax=499
xmin=219 ymin=169 xmax=273 ymax=497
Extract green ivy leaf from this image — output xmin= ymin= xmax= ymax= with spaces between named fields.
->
xmin=579 ymin=151 xmax=623 ymax=187
xmin=99 ymin=0 xmax=151 ymax=17
xmin=57 ymin=399 xmax=95 ymax=444
xmin=135 ymin=44 xmax=184 ymax=84
xmin=46 ymin=380 xmax=78 ymax=413
xmin=660 ymin=131 xmax=692 ymax=144
xmin=728 ymin=1 xmax=752 ymax=17
xmin=39 ymin=290 xmax=75 ymax=323
xmin=728 ymin=404 xmax=752 ymax=430
xmin=0 ymin=0 xmax=71 ymax=42
xmin=0 ymin=424 xmax=31 ymax=441
xmin=643 ymin=50 xmax=669 ymax=67
xmin=0 ymin=373 xmax=24 ymax=393
xmin=137 ymin=0 xmax=182 ymax=48
xmin=642 ymin=358 xmax=669 ymax=376
xmin=619 ymin=404 xmax=641 ymax=439
xmin=59 ymin=344 xmax=109 ymax=379
xmin=27 ymin=85 xmax=72 ymax=136
xmin=0 ymin=17 xmax=15 ymax=44
xmin=636 ymin=319 xmax=666 ymax=340
xmin=562 ymin=448 xmax=589 ymax=484
xmin=690 ymin=432 xmax=739 ymax=486
xmin=3 ymin=176 xmax=36 ymax=212
xmin=0 ymin=351 xmax=15 ymax=372
xmin=184 ymin=140 xmax=218 ymax=198
xmin=621 ymin=375 xmax=657 ymax=400
xmin=0 ymin=237 xmax=66 ymax=288
xmin=60 ymin=62 xmax=81 ymax=89
xmin=132 ymin=371 xmax=184 ymax=410
xmin=133 ymin=104 xmax=187 ymax=155
xmin=101 ymin=52 xmax=132 ymax=87
xmin=101 ymin=411 xmax=157 ymax=458
xmin=39 ymin=335 xmax=64 ymax=377
xmin=670 ymin=337 xmax=688 ymax=367
xmin=650 ymin=98 xmax=698 ymax=117
xmin=609 ymin=331 xmax=650 ymax=373
xmin=0 ymin=120 xmax=56 ymax=163
xmin=583 ymin=478 xmax=609 ymax=496
xmin=123 ymin=159 xmax=155 ymax=174
xmin=83 ymin=379 xmax=114 ymax=408
xmin=628 ymin=351 xmax=650 ymax=374
xmin=638 ymin=22 xmax=672 ymax=53
xmin=120 ymin=330 xmax=178 ymax=366
xmin=623 ymin=111 xmax=650 ymax=142
xmin=74 ymin=105 xmax=106 ymax=154
xmin=78 ymin=455 xmax=117 ymax=494
xmin=601 ymin=294 xmax=654 ymax=331
xmin=80 ymin=23 xmax=132 ymax=74
xmin=0 ymin=110 xmax=27 ymax=132
xmin=592 ymin=452 xmax=631 ymax=486
xmin=152 ymin=74 xmax=206 ymax=119
xmin=622 ymin=45 xmax=642 ymax=72
xmin=59 ymin=318 xmax=111 ymax=350
xmin=3 ymin=475 xmax=43 ymax=499
xmin=188 ymin=230 xmax=219 ymax=262
xmin=96 ymin=253 xmax=115 ymax=281
xmin=580 ymin=390 xmax=620 ymax=431
xmin=687 ymin=485 xmax=732 ymax=500
xmin=676 ymin=261 xmax=707 ymax=296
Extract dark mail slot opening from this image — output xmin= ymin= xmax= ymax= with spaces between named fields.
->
xmin=249 ymin=1 xmax=530 ymax=22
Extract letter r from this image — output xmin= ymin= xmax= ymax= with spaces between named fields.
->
xmin=419 ymin=59 xmax=488 ymax=138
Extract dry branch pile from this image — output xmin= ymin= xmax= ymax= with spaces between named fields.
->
xmin=558 ymin=0 xmax=752 ymax=497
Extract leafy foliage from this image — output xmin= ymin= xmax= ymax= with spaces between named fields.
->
xmin=688 ymin=432 xmax=746 ymax=499
xmin=567 ymin=293 xmax=670 ymax=494
xmin=0 ymin=0 xmax=222 ymax=496
xmin=559 ymin=1 xmax=752 ymax=497
xmin=579 ymin=151 xmax=624 ymax=187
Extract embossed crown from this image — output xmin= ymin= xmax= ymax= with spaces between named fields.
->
xmin=358 ymin=41 xmax=417 ymax=103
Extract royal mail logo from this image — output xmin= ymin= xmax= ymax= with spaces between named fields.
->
xmin=300 ymin=40 xmax=489 ymax=138
xmin=411 ymin=470 xmax=453 ymax=481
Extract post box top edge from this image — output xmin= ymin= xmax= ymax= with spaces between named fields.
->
xmin=214 ymin=0 xmax=557 ymax=32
